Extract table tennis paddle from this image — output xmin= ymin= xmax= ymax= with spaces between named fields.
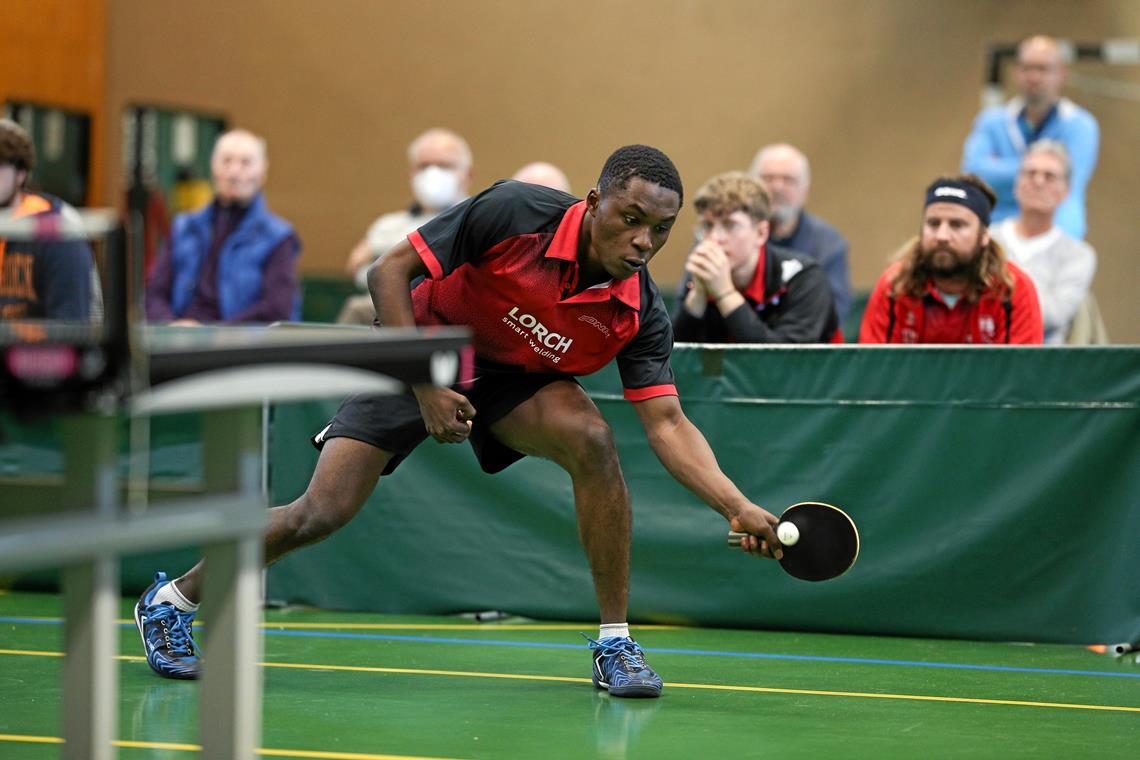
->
xmin=728 ymin=501 xmax=859 ymax=581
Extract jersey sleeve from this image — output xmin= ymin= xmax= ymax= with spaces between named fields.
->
xmin=407 ymin=181 xmax=568 ymax=280
xmin=617 ymin=279 xmax=677 ymax=401
xmin=1008 ymin=267 xmax=1044 ymax=344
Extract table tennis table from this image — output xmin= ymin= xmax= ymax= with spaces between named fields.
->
xmin=0 ymin=209 xmax=470 ymax=760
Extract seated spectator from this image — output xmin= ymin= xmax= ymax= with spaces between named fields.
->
xmin=859 ymin=174 xmax=1043 ymax=344
xmin=339 ymin=128 xmax=473 ymax=324
xmin=749 ymin=143 xmax=852 ymax=320
xmin=961 ymin=35 xmax=1098 ymax=239
xmin=0 ymin=118 xmax=97 ymax=321
xmin=672 ymin=171 xmax=839 ymax=344
xmin=989 ymin=141 xmax=1096 ymax=344
xmin=512 ymin=161 xmax=572 ymax=193
xmin=145 ymin=129 xmax=300 ymax=324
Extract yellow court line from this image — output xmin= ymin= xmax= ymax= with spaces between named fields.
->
xmin=0 ymin=733 xmax=460 ymax=759
xmin=260 ymin=661 xmax=1140 ymax=715
xmin=3 ymin=647 xmax=1138 ymax=715
xmin=0 ymin=733 xmax=62 ymax=745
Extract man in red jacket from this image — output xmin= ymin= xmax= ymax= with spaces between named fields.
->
xmin=860 ymin=174 xmax=1043 ymax=344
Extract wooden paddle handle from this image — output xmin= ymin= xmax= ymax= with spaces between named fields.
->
xmin=727 ymin=530 xmax=747 ymax=547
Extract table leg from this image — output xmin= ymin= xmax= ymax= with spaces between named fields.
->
xmin=60 ymin=415 xmax=119 ymax=760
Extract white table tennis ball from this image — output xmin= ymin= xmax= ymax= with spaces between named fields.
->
xmin=777 ymin=522 xmax=800 ymax=546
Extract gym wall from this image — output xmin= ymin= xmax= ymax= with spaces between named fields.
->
xmin=5 ymin=1 xmax=1133 ymax=338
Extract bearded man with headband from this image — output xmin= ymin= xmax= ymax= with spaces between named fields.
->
xmin=859 ymin=174 xmax=1043 ymax=344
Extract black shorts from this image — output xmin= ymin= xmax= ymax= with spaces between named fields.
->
xmin=311 ymin=370 xmax=579 ymax=476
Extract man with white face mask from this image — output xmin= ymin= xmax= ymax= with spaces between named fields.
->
xmin=342 ymin=129 xmax=473 ymax=299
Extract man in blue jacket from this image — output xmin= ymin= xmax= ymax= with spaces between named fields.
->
xmin=146 ymin=129 xmax=301 ymax=323
xmin=961 ymin=35 xmax=1099 ymax=239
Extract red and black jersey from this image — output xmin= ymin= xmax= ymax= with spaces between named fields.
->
xmin=408 ymin=180 xmax=677 ymax=401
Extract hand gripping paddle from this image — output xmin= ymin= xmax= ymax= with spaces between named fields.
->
xmin=728 ymin=501 xmax=860 ymax=581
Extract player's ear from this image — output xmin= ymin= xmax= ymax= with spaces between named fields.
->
xmin=585 ymin=188 xmax=600 ymax=216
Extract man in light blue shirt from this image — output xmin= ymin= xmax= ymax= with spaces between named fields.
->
xmin=962 ymin=35 xmax=1098 ymax=239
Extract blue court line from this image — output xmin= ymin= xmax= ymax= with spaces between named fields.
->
xmin=2 ymin=615 xmax=1136 ymax=680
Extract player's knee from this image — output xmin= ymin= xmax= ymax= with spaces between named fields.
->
xmin=563 ymin=417 xmax=619 ymax=470
xmin=285 ymin=495 xmax=357 ymax=545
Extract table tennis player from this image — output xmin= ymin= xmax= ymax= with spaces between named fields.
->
xmin=135 ymin=144 xmax=784 ymax=698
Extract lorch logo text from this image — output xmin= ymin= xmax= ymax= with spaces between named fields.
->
xmin=503 ymin=306 xmax=574 ymax=363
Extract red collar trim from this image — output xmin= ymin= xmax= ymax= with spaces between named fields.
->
xmin=545 ymin=201 xmax=587 ymax=261
xmin=741 ymin=245 xmax=768 ymax=303
xmin=548 ymin=200 xmax=641 ymax=311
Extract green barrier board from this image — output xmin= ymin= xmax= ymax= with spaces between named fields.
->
xmin=265 ymin=346 xmax=1140 ymax=645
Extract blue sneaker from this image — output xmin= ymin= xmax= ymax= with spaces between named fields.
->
xmin=134 ymin=572 xmax=200 ymax=680
xmin=588 ymin=636 xmax=663 ymax=698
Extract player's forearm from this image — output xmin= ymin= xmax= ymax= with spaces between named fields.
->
xmin=646 ymin=416 xmax=751 ymax=522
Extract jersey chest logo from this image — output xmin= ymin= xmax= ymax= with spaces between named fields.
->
xmin=503 ymin=305 xmax=574 ymax=363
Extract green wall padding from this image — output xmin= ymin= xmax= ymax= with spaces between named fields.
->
xmin=4 ymin=346 xmax=1136 ymax=643
xmin=265 ymin=346 xmax=1140 ymax=645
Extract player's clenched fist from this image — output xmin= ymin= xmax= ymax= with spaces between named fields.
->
xmin=413 ymin=385 xmax=476 ymax=443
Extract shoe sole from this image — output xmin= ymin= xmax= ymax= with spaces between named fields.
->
xmin=605 ymin=682 xmax=662 ymax=698
xmin=592 ymin=673 xmax=662 ymax=698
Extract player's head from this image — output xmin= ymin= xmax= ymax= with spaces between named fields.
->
xmin=210 ymin=129 xmax=268 ymax=205
xmin=0 ymin=118 xmax=35 ymax=208
xmin=584 ymin=145 xmax=682 ymax=281
xmin=892 ymin=174 xmax=1011 ymax=296
xmin=749 ymin=143 xmax=810 ymax=228
xmin=1015 ymin=35 xmax=1066 ymax=108
xmin=407 ymin=128 xmax=473 ymax=212
xmin=512 ymin=161 xmax=572 ymax=194
xmin=693 ymin=171 xmax=770 ymax=277
xmin=596 ymin=145 xmax=683 ymax=207
xmin=1015 ymin=140 xmax=1071 ymax=217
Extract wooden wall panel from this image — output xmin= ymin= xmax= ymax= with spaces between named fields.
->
xmin=0 ymin=0 xmax=107 ymax=204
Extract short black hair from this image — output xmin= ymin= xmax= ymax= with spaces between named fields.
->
xmin=597 ymin=144 xmax=683 ymax=206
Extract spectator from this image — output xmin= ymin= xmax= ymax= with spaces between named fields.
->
xmin=145 ymin=129 xmax=300 ymax=324
xmin=0 ymin=118 xmax=97 ymax=321
xmin=672 ymin=172 xmax=839 ymax=343
xmin=512 ymin=161 xmax=572 ymax=193
xmin=749 ymin=143 xmax=852 ymax=320
xmin=339 ymin=128 xmax=473 ymax=324
xmin=961 ymin=35 xmax=1098 ymax=239
xmin=860 ymin=174 xmax=1042 ymax=344
xmin=989 ymin=141 xmax=1096 ymax=344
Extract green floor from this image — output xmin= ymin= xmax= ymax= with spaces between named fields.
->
xmin=0 ymin=590 xmax=1136 ymax=759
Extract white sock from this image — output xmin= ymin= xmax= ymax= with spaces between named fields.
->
xmin=599 ymin=623 xmax=630 ymax=640
xmin=152 ymin=579 xmax=198 ymax=612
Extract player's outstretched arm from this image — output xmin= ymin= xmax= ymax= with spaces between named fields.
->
xmin=632 ymin=394 xmax=782 ymax=559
